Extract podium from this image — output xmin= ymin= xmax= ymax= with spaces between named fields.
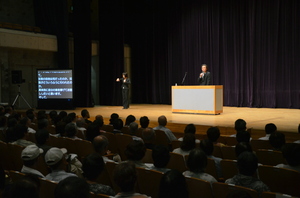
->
xmin=172 ymin=85 xmax=223 ymax=114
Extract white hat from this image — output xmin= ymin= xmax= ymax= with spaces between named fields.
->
xmin=45 ymin=147 xmax=67 ymax=166
xmin=21 ymin=145 xmax=43 ymax=161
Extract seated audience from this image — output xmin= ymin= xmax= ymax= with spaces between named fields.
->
xmin=150 ymin=145 xmax=171 ymax=173
xmin=11 ymin=124 xmax=35 ymax=147
xmin=236 ymin=130 xmax=251 ymax=143
xmin=159 ymin=169 xmax=189 ymax=198
xmin=45 ymin=147 xmax=77 ymax=182
xmin=259 ymin=123 xmax=277 ymax=140
xmin=173 ymin=133 xmax=196 ymax=156
xmin=183 ymin=148 xmax=217 ymax=185
xmin=235 ymin=142 xmax=253 ymax=158
xmin=54 ymin=177 xmax=90 ymax=198
xmin=109 ymin=113 xmax=119 ymax=125
xmin=225 ymin=152 xmax=270 ymax=195
xmin=275 ymin=143 xmax=300 ymax=172
xmin=82 ymin=153 xmax=115 ymax=196
xmin=178 ymin=124 xmax=200 ymax=143
xmin=76 ymin=117 xmax=87 ymax=132
xmin=153 ymin=115 xmax=177 ymax=143
xmin=20 ymin=117 xmax=36 ymax=133
xmin=112 ymin=118 xmax=124 ymax=134
xmin=7 ymin=174 xmax=40 ymax=198
xmin=81 ymin=109 xmax=92 ymax=125
xmin=54 ymin=121 xmax=67 ymax=137
xmin=65 ymin=123 xmax=81 ymax=139
xmin=21 ymin=145 xmax=45 ymax=178
xmin=93 ymin=135 xmax=116 ymax=163
xmin=35 ymin=129 xmax=52 ymax=153
xmin=200 ymin=139 xmax=223 ymax=178
xmin=4 ymin=106 xmax=13 ymax=117
xmin=58 ymin=111 xmax=68 ymax=120
xmin=95 ymin=114 xmax=104 ymax=122
xmin=231 ymin=119 xmax=247 ymax=137
xmin=125 ymin=115 xmax=136 ymax=126
xmin=207 ymin=126 xmax=225 ymax=146
xmin=125 ymin=140 xmax=148 ymax=168
xmin=86 ymin=122 xmax=101 ymax=142
xmin=142 ymin=127 xmax=156 ymax=149
xmin=113 ymin=162 xmax=150 ymax=198
xmin=129 ymin=122 xmax=143 ymax=142
xmin=37 ymin=118 xmax=49 ymax=130
xmin=139 ymin=116 xmax=150 ymax=129
xmin=269 ymin=131 xmax=285 ymax=151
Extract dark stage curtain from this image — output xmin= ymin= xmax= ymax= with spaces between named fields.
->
xmin=119 ymin=0 xmax=300 ymax=108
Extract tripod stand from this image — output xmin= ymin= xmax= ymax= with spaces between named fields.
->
xmin=12 ymin=84 xmax=32 ymax=109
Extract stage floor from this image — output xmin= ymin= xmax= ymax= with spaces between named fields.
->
xmin=66 ymin=104 xmax=299 ymax=133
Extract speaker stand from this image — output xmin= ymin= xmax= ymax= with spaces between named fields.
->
xmin=12 ymin=84 xmax=32 ymax=109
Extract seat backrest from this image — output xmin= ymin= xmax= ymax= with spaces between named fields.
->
xmin=154 ymin=130 xmax=169 ymax=146
xmin=90 ymin=192 xmax=110 ymax=198
xmin=220 ymin=146 xmax=236 ymax=160
xmin=220 ymin=159 xmax=238 ymax=181
xmin=224 ymin=136 xmax=237 ymax=146
xmin=255 ymin=149 xmax=285 ymax=166
xmin=9 ymin=170 xmax=25 ymax=182
xmin=0 ymin=130 xmax=6 ymax=142
xmin=251 ymin=139 xmax=273 ymax=151
xmin=136 ymin=167 xmax=163 ymax=198
xmin=141 ymin=149 xmax=153 ymax=163
xmin=171 ymin=140 xmax=181 ymax=151
xmin=213 ymin=145 xmax=223 ymax=158
xmin=39 ymin=178 xmax=58 ymax=198
xmin=185 ymin=176 xmax=214 ymax=198
xmin=258 ymin=165 xmax=300 ymax=197
xmin=206 ymin=158 xmax=218 ymax=180
xmin=115 ymin=133 xmax=133 ymax=161
xmin=105 ymin=161 xmax=121 ymax=193
xmin=7 ymin=143 xmax=24 ymax=171
xmin=166 ymin=152 xmax=187 ymax=172
xmin=63 ymin=137 xmax=77 ymax=154
xmin=74 ymin=139 xmax=95 ymax=161
xmin=26 ymin=132 xmax=37 ymax=143
xmin=212 ymin=182 xmax=259 ymax=198
xmin=261 ymin=192 xmax=298 ymax=198
xmin=101 ymin=132 xmax=118 ymax=154
xmin=101 ymin=125 xmax=114 ymax=133
xmin=0 ymin=141 xmax=10 ymax=170
xmin=121 ymin=126 xmax=130 ymax=135
xmin=76 ymin=129 xmax=86 ymax=139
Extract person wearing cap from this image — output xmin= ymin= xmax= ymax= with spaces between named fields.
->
xmin=21 ymin=145 xmax=45 ymax=178
xmin=45 ymin=147 xmax=77 ymax=182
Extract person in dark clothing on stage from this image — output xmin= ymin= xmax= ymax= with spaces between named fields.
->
xmin=198 ymin=64 xmax=211 ymax=85
xmin=116 ymin=72 xmax=131 ymax=109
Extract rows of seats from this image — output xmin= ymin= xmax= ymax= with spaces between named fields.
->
xmin=0 ymin=22 xmax=41 ymax=33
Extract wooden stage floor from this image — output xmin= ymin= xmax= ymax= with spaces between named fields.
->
xmin=65 ymin=104 xmax=299 ymax=133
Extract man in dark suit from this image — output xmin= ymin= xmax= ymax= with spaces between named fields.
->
xmin=116 ymin=72 xmax=131 ymax=109
xmin=198 ymin=64 xmax=211 ymax=85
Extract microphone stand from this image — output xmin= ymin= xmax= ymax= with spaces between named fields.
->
xmin=181 ymin=72 xmax=187 ymax=85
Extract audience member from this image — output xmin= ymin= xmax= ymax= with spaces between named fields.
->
xmin=58 ymin=111 xmax=68 ymax=120
xmin=225 ymin=152 xmax=270 ymax=195
xmin=45 ymin=147 xmax=77 ymax=182
xmin=125 ymin=140 xmax=148 ymax=168
xmin=11 ymin=124 xmax=35 ymax=147
xmin=183 ymin=148 xmax=217 ymax=185
xmin=76 ymin=117 xmax=87 ymax=134
xmin=158 ymin=169 xmax=189 ymax=198
xmin=236 ymin=130 xmax=251 ymax=143
xmin=95 ymin=115 xmax=104 ymax=122
xmin=55 ymin=121 xmax=67 ymax=137
xmin=207 ymin=126 xmax=225 ymax=146
xmin=142 ymin=127 xmax=156 ymax=149
xmin=129 ymin=122 xmax=143 ymax=142
xmin=82 ymin=153 xmax=115 ymax=196
xmin=93 ymin=135 xmax=115 ymax=163
xmin=65 ymin=123 xmax=80 ymax=139
xmin=178 ymin=124 xmax=200 ymax=143
xmin=269 ymin=132 xmax=285 ymax=151
xmin=4 ymin=106 xmax=13 ymax=117
xmin=109 ymin=113 xmax=119 ymax=125
xmin=173 ymin=133 xmax=196 ymax=156
xmin=49 ymin=110 xmax=58 ymax=124
xmin=259 ymin=123 xmax=277 ymax=140
xmin=54 ymin=177 xmax=90 ymax=198
xmin=86 ymin=122 xmax=101 ymax=142
xmin=153 ymin=115 xmax=177 ymax=143
xmin=21 ymin=145 xmax=45 ymax=178
xmin=35 ymin=129 xmax=52 ymax=153
xmin=37 ymin=110 xmax=47 ymax=120
xmin=275 ymin=143 xmax=300 ymax=172
xmin=7 ymin=174 xmax=40 ymax=198
xmin=231 ymin=119 xmax=247 ymax=137
xmin=19 ymin=117 xmax=36 ymax=133
xmin=81 ymin=109 xmax=92 ymax=125
xmin=37 ymin=118 xmax=49 ymax=130
xmin=150 ymin=145 xmax=170 ymax=173
xmin=112 ymin=118 xmax=123 ymax=134
xmin=113 ymin=162 xmax=150 ymax=198
xmin=235 ymin=142 xmax=253 ymax=158
xmin=139 ymin=116 xmax=150 ymax=129
xmin=125 ymin=115 xmax=136 ymax=126
xmin=4 ymin=118 xmax=18 ymax=142
xmin=64 ymin=112 xmax=77 ymax=124
xmin=200 ymin=139 xmax=222 ymax=178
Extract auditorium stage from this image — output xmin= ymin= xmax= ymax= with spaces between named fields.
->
xmin=66 ymin=104 xmax=299 ymax=133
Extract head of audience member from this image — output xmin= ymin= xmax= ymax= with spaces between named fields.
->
xmin=9 ymin=113 xmax=21 ymax=122
xmin=281 ymin=143 xmax=300 ymax=167
xmin=37 ymin=110 xmax=47 ymax=120
xmin=207 ymin=127 xmax=221 ymax=143
xmin=237 ymin=151 xmax=258 ymax=176
xmin=25 ymin=108 xmax=35 ymax=116
xmin=236 ymin=130 xmax=251 ymax=143
xmin=187 ymin=148 xmax=207 ymax=173
xmin=93 ymin=118 xmax=104 ymax=129
xmin=152 ymin=145 xmax=170 ymax=168
xmin=142 ymin=127 xmax=156 ymax=143
xmin=93 ymin=135 xmax=109 ymax=156
xmin=52 ymin=115 xmax=62 ymax=126
xmin=269 ymin=132 xmax=285 ymax=151
xmin=109 ymin=113 xmax=119 ymax=125
xmin=55 ymin=121 xmax=67 ymax=137
xmin=82 ymin=153 xmax=105 ymax=181
xmin=19 ymin=117 xmax=31 ymax=128
xmin=14 ymin=124 xmax=28 ymax=140
xmin=234 ymin=119 xmax=247 ymax=132
xmin=76 ymin=117 xmax=86 ymax=128
xmin=199 ymin=139 xmax=214 ymax=156
xmin=65 ymin=123 xmax=78 ymax=138
xmin=180 ymin=133 xmax=196 ymax=151
xmin=125 ymin=115 xmax=136 ymax=126
xmin=158 ymin=169 xmax=189 ymax=198
xmin=65 ymin=113 xmax=76 ymax=124
xmin=235 ymin=142 xmax=253 ymax=158
xmin=265 ymin=123 xmax=277 ymax=135
xmin=86 ymin=123 xmax=101 ymax=142
xmin=113 ymin=118 xmax=123 ymax=131
xmin=8 ymin=174 xmax=40 ymax=198
xmin=125 ymin=140 xmax=146 ymax=161
xmin=158 ymin=115 xmax=167 ymax=127
xmin=54 ymin=177 xmax=90 ymax=198
xmin=226 ymin=190 xmax=252 ymax=198
xmin=21 ymin=145 xmax=43 ymax=168
xmin=49 ymin=110 xmax=58 ymax=124
xmin=113 ymin=162 xmax=137 ymax=193
xmin=35 ymin=129 xmax=50 ymax=146
xmin=26 ymin=113 xmax=35 ymax=123
xmin=95 ymin=115 xmax=103 ymax=122
xmin=81 ymin=109 xmax=90 ymax=119
xmin=37 ymin=118 xmax=49 ymax=130
xmin=139 ymin=116 xmax=149 ymax=128
xmin=45 ymin=147 xmax=68 ymax=171
xmin=4 ymin=106 xmax=13 ymax=116
xmin=5 ymin=118 xmax=18 ymax=142
xmin=58 ymin=111 xmax=68 ymax=119
xmin=129 ymin=122 xmax=138 ymax=136
xmin=184 ymin=124 xmax=196 ymax=134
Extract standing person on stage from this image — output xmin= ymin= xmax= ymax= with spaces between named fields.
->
xmin=198 ymin=64 xmax=211 ymax=85
xmin=116 ymin=72 xmax=131 ymax=109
